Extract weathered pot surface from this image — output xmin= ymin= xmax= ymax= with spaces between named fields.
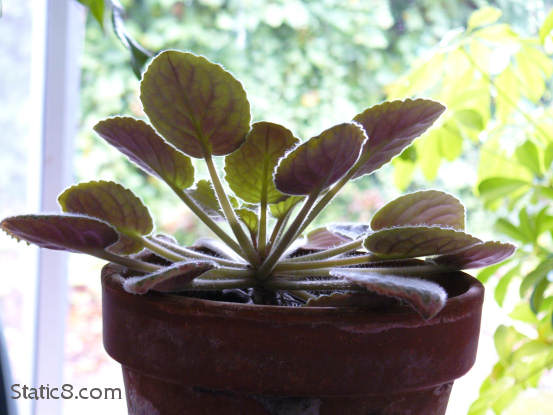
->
xmin=102 ymin=270 xmax=484 ymax=415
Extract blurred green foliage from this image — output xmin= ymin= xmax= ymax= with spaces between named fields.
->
xmin=386 ymin=5 xmax=553 ymax=413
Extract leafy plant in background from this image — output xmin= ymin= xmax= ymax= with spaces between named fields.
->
xmin=386 ymin=5 xmax=553 ymax=413
xmin=1 ymin=50 xmax=513 ymax=319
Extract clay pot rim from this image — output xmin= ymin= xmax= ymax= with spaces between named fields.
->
xmin=104 ymin=270 xmax=482 ymax=326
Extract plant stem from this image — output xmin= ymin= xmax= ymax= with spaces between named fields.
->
xmin=283 ymin=238 xmax=364 ymax=263
xmin=205 ymin=155 xmax=260 ymax=264
xmin=258 ymin=195 xmax=268 ymax=257
xmin=266 ymin=278 xmax=364 ymax=291
xmin=187 ymin=277 xmax=256 ymax=290
xmin=257 ymin=192 xmax=320 ymax=279
xmin=275 ymin=253 xmax=380 ymax=271
xmin=267 ymin=209 xmax=292 ymax=253
xmin=277 ymin=264 xmax=453 ymax=278
xmin=169 ymin=183 xmax=247 ymax=259
xmin=140 ymin=236 xmax=188 ymax=262
xmin=94 ymin=250 xmax=160 ymax=273
xmin=198 ymin=267 xmax=253 ymax=279
xmin=148 ymin=236 xmax=245 ymax=267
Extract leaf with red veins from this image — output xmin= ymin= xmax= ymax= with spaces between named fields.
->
xmin=352 ymin=99 xmax=445 ymax=178
xmin=432 ymin=241 xmax=515 ymax=269
xmin=371 ymin=190 xmax=465 ymax=231
xmin=140 ymin=50 xmax=251 ymax=158
xmin=274 ymin=123 xmax=366 ymax=195
xmin=331 ymin=269 xmax=447 ymax=319
xmin=124 ymin=260 xmax=217 ymax=294
xmin=94 ymin=117 xmax=195 ymax=189
xmin=364 ymin=226 xmax=481 ymax=259
xmin=1 ymin=214 xmax=119 ymax=254
xmin=225 ymin=122 xmax=299 ymax=204
xmin=302 ymin=227 xmax=352 ymax=250
xmin=58 ymin=181 xmax=153 ymax=254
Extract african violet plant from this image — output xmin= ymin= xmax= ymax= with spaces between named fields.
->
xmin=1 ymin=50 xmax=515 ymax=319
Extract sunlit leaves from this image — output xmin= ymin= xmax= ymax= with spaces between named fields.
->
xmin=468 ymin=7 xmax=502 ymax=31
xmin=124 ymin=260 xmax=217 ymax=294
xmin=94 ymin=117 xmax=195 ymax=189
xmin=515 ymin=140 xmax=542 ymax=176
xmin=478 ymin=177 xmax=530 ymax=208
xmin=235 ymin=208 xmax=259 ymax=236
xmin=78 ymin=0 xmax=105 ymax=29
xmin=275 ymin=123 xmax=365 ymax=195
xmin=140 ymin=50 xmax=251 ymax=158
xmin=269 ymin=196 xmax=304 ymax=219
xmin=331 ymin=269 xmax=447 ymax=319
xmin=184 ymin=180 xmax=225 ymax=220
xmin=371 ymin=190 xmax=465 ymax=231
xmin=1 ymin=214 xmax=118 ymax=254
xmin=352 ymin=99 xmax=445 ymax=178
xmin=225 ymin=122 xmax=298 ymax=203
xmin=364 ymin=226 xmax=480 ymax=258
xmin=432 ymin=241 xmax=515 ymax=269
xmin=540 ymin=9 xmax=553 ymax=45
xmin=58 ymin=181 xmax=153 ymax=254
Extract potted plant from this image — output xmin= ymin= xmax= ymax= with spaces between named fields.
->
xmin=2 ymin=50 xmax=514 ymax=415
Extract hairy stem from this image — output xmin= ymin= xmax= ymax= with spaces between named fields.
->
xmin=205 ymin=155 xmax=260 ymax=265
xmin=267 ymin=208 xmax=292 ymax=252
xmin=276 ymin=263 xmax=453 ymax=278
xmin=258 ymin=195 xmax=268 ymax=257
xmin=94 ymin=250 xmax=160 ymax=273
xmin=257 ymin=192 xmax=320 ymax=279
xmin=140 ymin=236 xmax=188 ymax=262
xmin=170 ymin=183 xmax=246 ymax=259
xmin=266 ymin=278 xmax=364 ymax=291
xmin=148 ymin=236 xmax=245 ymax=267
xmin=275 ymin=253 xmax=380 ymax=271
xmin=283 ymin=238 xmax=364 ymax=263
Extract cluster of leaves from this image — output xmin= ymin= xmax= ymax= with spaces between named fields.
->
xmin=2 ymin=50 xmax=513 ymax=319
xmin=385 ymin=5 xmax=553 ymax=413
xmin=76 ymin=0 xmax=486 ymax=234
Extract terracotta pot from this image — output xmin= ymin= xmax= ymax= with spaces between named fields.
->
xmin=102 ymin=271 xmax=484 ymax=415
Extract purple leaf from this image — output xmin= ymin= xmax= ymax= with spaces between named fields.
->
xmin=371 ymin=190 xmax=465 ymax=231
xmin=352 ymin=99 xmax=445 ymax=178
xmin=184 ymin=180 xmax=225 ymax=220
xmin=432 ymin=241 xmax=515 ymax=269
xmin=302 ymin=223 xmax=370 ymax=250
xmin=124 ymin=260 xmax=217 ymax=294
xmin=225 ymin=122 xmax=299 ymax=203
xmin=274 ymin=123 xmax=366 ymax=195
xmin=140 ymin=50 xmax=251 ymax=158
xmin=364 ymin=226 xmax=481 ymax=258
xmin=1 ymin=214 xmax=118 ymax=254
xmin=58 ymin=181 xmax=153 ymax=254
xmin=331 ymin=269 xmax=447 ymax=319
xmin=302 ymin=227 xmax=351 ymax=250
xmin=94 ymin=117 xmax=195 ymax=189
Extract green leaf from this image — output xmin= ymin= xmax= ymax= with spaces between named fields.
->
xmin=468 ymin=7 xmax=502 ymax=30
xmin=416 ymin=130 xmax=441 ymax=180
xmin=269 ymin=196 xmax=304 ymax=219
xmin=540 ymin=9 xmax=553 ymax=44
xmin=432 ymin=241 xmax=515 ymax=269
xmin=274 ymin=123 xmax=366 ymax=195
xmin=510 ymin=303 xmax=539 ymax=324
xmin=140 ymin=50 xmax=251 ymax=158
xmin=495 ymin=218 xmax=530 ymax=243
xmin=58 ymin=181 xmax=153 ymax=254
xmin=478 ymin=177 xmax=530 ymax=204
xmin=78 ymin=0 xmax=105 ymax=29
xmin=110 ymin=1 xmax=153 ymax=79
xmin=371 ymin=190 xmax=465 ymax=231
xmin=352 ymin=99 xmax=445 ymax=178
xmin=392 ymin=158 xmax=416 ymax=191
xmin=1 ymin=214 xmax=118 ymax=254
xmin=495 ymin=67 xmax=520 ymax=123
xmin=494 ymin=264 xmax=520 ymax=306
xmin=331 ymin=269 xmax=447 ymax=319
xmin=124 ymin=261 xmax=217 ymax=294
xmin=94 ymin=117 xmax=195 ymax=189
xmin=515 ymin=140 xmax=542 ymax=176
xmin=494 ymin=325 xmax=524 ymax=362
xmin=544 ymin=142 xmax=553 ymax=170
xmin=477 ymin=261 xmax=506 ymax=284
xmin=235 ymin=208 xmax=259 ymax=236
xmin=520 ymin=257 xmax=553 ymax=297
xmin=364 ymin=226 xmax=481 ymax=258
xmin=225 ymin=122 xmax=299 ymax=203
xmin=184 ymin=180 xmax=238 ymax=221
xmin=530 ymin=278 xmax=549 ymax=313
